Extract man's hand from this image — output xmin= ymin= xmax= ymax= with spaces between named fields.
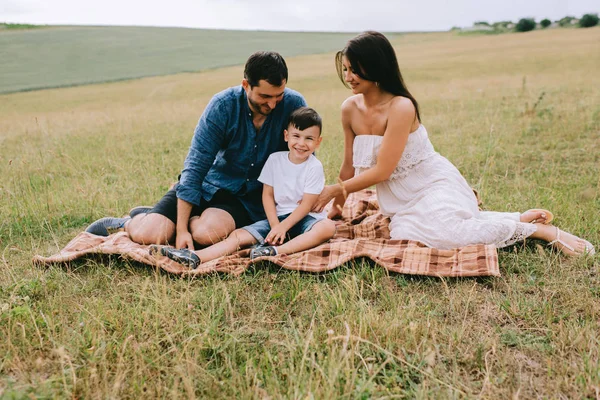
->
xmin=266 ymin=224 xmax=288 ymax=245
xmin=176 ymin=230 xmax=195 ymax=250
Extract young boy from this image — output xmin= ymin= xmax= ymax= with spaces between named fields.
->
xmin=150 ymin=107 xmax=337 ymax=269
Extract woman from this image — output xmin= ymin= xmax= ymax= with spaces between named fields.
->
xmin=314 ymin=31 xmax=594 ymax=256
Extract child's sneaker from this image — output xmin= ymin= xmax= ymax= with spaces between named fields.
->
xmin=149 ymin=245 xmax=201 ymax=269
xmin=250 ymin=245 xmax=278 ymax=259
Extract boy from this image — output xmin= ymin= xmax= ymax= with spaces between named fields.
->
xmin=150 ymin=107 xmax=337 ymax=268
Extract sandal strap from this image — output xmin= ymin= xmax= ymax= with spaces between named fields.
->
xmin=548 ymin=227 xmax=575 ymax=252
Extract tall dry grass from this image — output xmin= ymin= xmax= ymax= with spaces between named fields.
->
xmin=1 ymin=28 xmax=599 ymax=398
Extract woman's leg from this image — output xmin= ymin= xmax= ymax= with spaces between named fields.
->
xmin=275 ymin=219 xmax=337 ymax=255
xmin=528 ymin=223 xmax=595 ymax=256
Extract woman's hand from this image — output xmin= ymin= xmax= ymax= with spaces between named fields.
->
xmin=313 ymin=184 xmax=340 ymax=213
xmin=327 ymin=205 xmax=343 ymax=220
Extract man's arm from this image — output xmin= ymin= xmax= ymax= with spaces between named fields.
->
xmin=175 ymin=98 xmax=229 ymax=248
xmin=176 ymin=199 xmax=195 ymax=250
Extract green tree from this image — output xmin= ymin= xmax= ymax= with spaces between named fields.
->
xmin=515 ymin=18 xmax=536 ymax=32
xmin=541 ymin=19 xmax=552 ymax=28
xmin=558 ymin=16 xmax=576 ymax=27
xmin=492 ymin=20 xmax=513 ymax=30
xmin=579 ymin=13 xmax=599 ymax=28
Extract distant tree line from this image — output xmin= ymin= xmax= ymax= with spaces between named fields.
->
xmin=452 ymin=13 xmax=598 ymax=33
xmin=0 ymin=22 xmax=46 ymax=30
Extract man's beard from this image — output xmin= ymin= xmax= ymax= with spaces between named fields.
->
xmin=248 ymin=97 xmax=273 ymax=116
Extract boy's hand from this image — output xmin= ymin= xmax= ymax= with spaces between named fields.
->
xmin=266 ymin=224 xmax=288 ymax=245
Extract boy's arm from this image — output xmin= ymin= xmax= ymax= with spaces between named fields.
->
xmin=262 ymin=184 xmax=280 ymax=229
xmin=265 ymin=193 xmax=318 ymax=245
xmin=278 ymin=193 xmax=318 ymax=231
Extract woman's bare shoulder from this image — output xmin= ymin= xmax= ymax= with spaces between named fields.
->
xmin=341 ymin=95 xmax=361 ymax=112
xmin=389 ymin=96 xmax=415 ymax=113
xmin=385 ymin=96 xmax=418 ymax=133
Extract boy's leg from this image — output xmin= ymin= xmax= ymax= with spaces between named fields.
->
xmin=276 ymin=219 xmax=336 ymax=255
xmin=195 ymin=228 xmax=258 ymax=263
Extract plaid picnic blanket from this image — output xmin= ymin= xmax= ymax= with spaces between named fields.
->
xmin=33 ymin=190 xmax=499 ymax=277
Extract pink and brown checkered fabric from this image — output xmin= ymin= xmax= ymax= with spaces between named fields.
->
xmin=33 ymin=190 xmax=499 ymax=277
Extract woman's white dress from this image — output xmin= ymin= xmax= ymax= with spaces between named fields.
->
xmin=353 ymin=125 xmax=537 ymax=249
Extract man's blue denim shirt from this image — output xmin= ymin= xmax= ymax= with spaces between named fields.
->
xmin=177 ymin=85 xmax=307 ymax=222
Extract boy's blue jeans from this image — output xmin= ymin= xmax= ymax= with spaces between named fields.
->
xmin=242 ymin=213 xmax=323 ymax=244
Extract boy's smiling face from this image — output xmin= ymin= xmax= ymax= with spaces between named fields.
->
xmin=284 ymin=124 xmax=322 ymax=164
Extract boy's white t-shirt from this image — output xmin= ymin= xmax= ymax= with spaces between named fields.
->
xmin=258 ymin=151 xmax=327 ymax=219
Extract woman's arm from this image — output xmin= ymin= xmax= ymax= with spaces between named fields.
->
xmin=315 ymin=97 xmax=416 ymax=211
xmin=327 ymin=99 xmax=357 ymax=217
xmin=312 ymin=97 xmax=356 ymax=214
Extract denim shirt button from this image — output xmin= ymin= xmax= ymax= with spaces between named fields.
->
xmin=251 ymin=163 xmax=254 ymax=167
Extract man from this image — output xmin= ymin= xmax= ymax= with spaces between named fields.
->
xmin=86 ymin=51 xmax=307 ymax=250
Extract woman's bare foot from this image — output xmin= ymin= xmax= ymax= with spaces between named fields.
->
xmin=521 ymin=209 xmax=553 ymax=224
xmin=536 ymin=225 xmax=595 ymax=256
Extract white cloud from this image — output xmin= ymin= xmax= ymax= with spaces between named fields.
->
xmin=2 ymin=0 xmax=598 ymax=31
xmin=0 ymin=0 xmax=32 ymax=14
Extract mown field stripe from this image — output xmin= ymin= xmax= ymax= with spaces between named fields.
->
xmin=0 ymin=26 xmax=369 ymax=94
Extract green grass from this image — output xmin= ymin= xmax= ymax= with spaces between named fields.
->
xmin=1 ymin=28 xmax=599 ymax=398
xmin=0 ymin=22 xmax=46 ymax=30
xmin=0 ymin=26 xmax=370 ymax=94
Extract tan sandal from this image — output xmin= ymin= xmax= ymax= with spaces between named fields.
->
xmin=528 ymin=209 xmax=554 ymax=224
xmin=548 ymin=226 xmax=595 ymax=256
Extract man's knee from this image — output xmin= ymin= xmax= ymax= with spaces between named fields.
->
xmin=189 ymin=209 xmax=235 ymax=246
xmin=127 ymin=214 xmax=175 ymax=245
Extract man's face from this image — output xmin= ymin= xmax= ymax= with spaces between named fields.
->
xmin=284 ymin=124 xmax=322 ymax=164
xmin=243 ymin=79 xmax=286 ymax=116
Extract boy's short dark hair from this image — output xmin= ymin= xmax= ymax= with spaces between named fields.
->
xmin=244 ymin=51 xmax=288 ymax=87
xmin=288 ymin=107 xmax=322 ymax=134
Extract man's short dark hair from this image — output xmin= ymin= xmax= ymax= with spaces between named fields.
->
xmin=288 ymin=107 xmax=322 ymax=134
xmin=244 ymin=51 xmax=288 ymax=87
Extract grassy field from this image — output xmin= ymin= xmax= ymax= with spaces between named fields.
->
xmin=0 ymin=26 xmax=363 ymax=94
xmin=1 ymin=27 xmax=599 ymax=398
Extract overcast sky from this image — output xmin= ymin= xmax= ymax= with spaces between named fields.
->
xmin=2 ymin=0 xmax=598 ymax=32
